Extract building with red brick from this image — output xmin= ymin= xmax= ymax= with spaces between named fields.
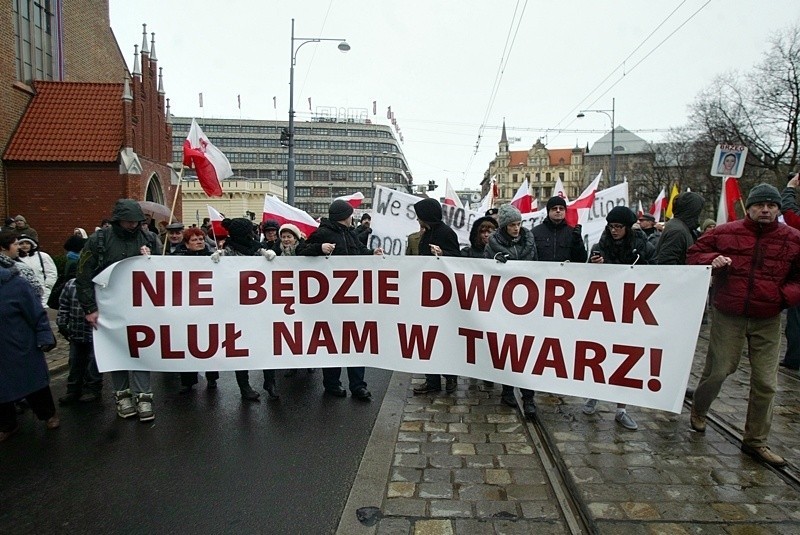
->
xmin=1 ymin=1 xmax=174 ymax=253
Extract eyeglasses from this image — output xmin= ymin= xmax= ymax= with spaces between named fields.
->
xmin=607 ymin=224 xmax=626 ymax=230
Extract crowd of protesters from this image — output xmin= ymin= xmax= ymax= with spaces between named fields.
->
xmin=2 ymin=177 xmax=800 ymax=470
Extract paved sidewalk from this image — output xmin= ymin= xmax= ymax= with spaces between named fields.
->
xmin=338 ymin=321 xmax=800 ymax=534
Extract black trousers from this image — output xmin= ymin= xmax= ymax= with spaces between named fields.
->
xmin=0 ymin=386 xmax=56 ymax=432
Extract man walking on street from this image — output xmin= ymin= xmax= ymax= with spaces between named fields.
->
xmin=687 ymin=183 xmax=800 ymax=467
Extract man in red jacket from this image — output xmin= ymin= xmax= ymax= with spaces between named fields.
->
xmin=687 ymin=183 xmax=800 ymax=467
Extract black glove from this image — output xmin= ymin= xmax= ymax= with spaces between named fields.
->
xmin=573 ymin=224 xmax=582 ymax=237
xmin=494 ymin=252 xmax=510 ymax=263
xmin=39 ymin=341 xmax=57 ymax=353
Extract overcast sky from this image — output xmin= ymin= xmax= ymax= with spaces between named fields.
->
xmin=110 ymin=1 xmax=798 ymax=190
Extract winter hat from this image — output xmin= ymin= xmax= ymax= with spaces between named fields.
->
xmin=262 ymin=219 xmax=280 ymax=232
xmin=546 ymin=196 xmax=567 ymax=211
xmin=328 ymin=199 xmax=354 ymax=222
xmin=64 ymin=235 xmax=87 ymax=253
xmin=14 ymin=215 xmax=26 ymax=223
xmin=498 ymin=204 xmax=522 ymax=229
xmin=606 ymin=206 xmax=637 ymax=227
xmin=413 ymin=198 xmax=443 ymax=224
xmin=638 ymin=213 xmax=655 ymax=222
xmin=745 ymin=183 xmax=782 ymax=209
xmin=279 ymin=223 xmax=302 ymax=240
xmin=17 ymin=235 xmax=38 ymax=250
xmin=222 ymin=217 xmax=254 ymax=239
xmin=701 ymin=218 xmax=717 ymax=233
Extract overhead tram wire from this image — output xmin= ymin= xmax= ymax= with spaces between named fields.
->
xmin=465 ymin=0 xmax=529 ymax=179
xmin=546 ymin=0 xmax=711 ymax=147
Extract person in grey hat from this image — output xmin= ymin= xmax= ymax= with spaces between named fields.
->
xmin=164 ymin=222 xmax=186 ymax=255
xmin=13 ymin=215 xmax=38 ymax=241
xmin=482 ymin=204 xmax=539 ymax=419
xmin=686 ymin=182 xmax=800 ymax=467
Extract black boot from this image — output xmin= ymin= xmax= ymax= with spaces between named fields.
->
xmin=263 ymin=371 xmax=279 ymax=401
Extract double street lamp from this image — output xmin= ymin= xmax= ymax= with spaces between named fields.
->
xmin=577 ymin=97 xmax=616 ymax=185
xmin=287 ymin=18 xmax=350 ymax=206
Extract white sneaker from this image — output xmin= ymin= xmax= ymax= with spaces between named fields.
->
xmin=115 ymin=389 xmax=137 ymax=419
xmin=136 ymin=393 xmax=155 ymax=422
xmin=582 ymin=398 xmax=597 ymax=415
xmin=615 ymin=411 xmax=638 ymax=430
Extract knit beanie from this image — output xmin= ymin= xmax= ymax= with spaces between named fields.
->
xmin=546 ymin=196 xmax=567 ymax=211
xmin=17 ymin=235 xmax=39 ymax=251
xmin=498 ymin=204 xmax=522 ymax=229
xmin=328 ymin=199 xmax=354 ymax=222
xmin=262 ymin=219 xmax=280 ymax=232
xmin=413 ymin=198 xmax=442 ymax=224
xmin=222 ymin=217 xmax=254 ymax=239
xmin=745 ymin=183 xmax=782 ymax=209
xmin=606 ymin=206 xmax=637 ymax=227
xmin=700 ymin=218 xmax=717 ymax=233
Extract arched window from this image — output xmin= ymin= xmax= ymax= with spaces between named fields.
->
xmin=145 ymin=173 xmax=164 ymax=204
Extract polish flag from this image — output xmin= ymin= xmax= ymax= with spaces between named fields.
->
xmin=262 ymin=195 xmax=319 ymax=238
xmin=444 ymin=179 xmax=464 ymax=209
xmin=565 ymin=171 xmax=602 ymax=226
xmin=649 ymin=188 xmax=666 ymax=222
xmin=553 ymin=178 xmax=570 ymax=203
xmin=636 ymin=200 xmax=644 ymax=218
xmin=510 ymin=180 xmax=533 ymax=214
xmin=335 ymin=191 xmax=364 ymax=208
xmin=183 ymin=119 xmax=233 ymax=197
xmin=206 ymin=205 xmax=227 ymax=238
xmin=716 ymin=176 xmax=744 ymax=225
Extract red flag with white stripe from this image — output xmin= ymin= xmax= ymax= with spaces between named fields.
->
xmin=565 ymin=171 xmax=602 ymax=226
xmin=335 ymin=191 xmax=364 ymax=208
xmin=510 ymin=180 xmax=533 ymax=214
xmin=262 ymin=195 xmax=319 ymax=238
xmin=649 ymin=188 xmax=666 ymax=222
xmin=206 ymin=205 xmax=227 ymax=238
xmin=716 ymin=176 xmax=744 ymax=224
xmin=183 ymin=119 xmax=233 ymax=197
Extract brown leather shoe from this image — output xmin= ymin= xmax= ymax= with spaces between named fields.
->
xmin=741 ymin=444 xmax=787 ymax=467
xmin=689 ymin=410 xmax=706 ymax=433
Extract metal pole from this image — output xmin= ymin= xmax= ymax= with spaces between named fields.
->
xmin=287 ymin=18 xmax=296 ymax=206
xmin=610 ymin=97 xmax=616 ymax=186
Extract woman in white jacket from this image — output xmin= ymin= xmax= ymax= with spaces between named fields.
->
xmin=17 ymin=235 xmax=57 ymax=306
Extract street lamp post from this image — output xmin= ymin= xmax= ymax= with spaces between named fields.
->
xmin=577 ymin=97 xmax=616 ymax=185
xmin=287 ymin=18 xmax=350 ymax=206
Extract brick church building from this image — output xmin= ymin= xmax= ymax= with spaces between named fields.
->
xmin=1 ymin=1 xmax=176 ymax=253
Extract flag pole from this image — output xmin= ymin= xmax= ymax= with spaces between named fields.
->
xmin=163 ymin=165 xmax=185 ymax=254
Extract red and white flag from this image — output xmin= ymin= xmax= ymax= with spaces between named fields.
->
xmin=565 ymin=171 xmax=602 ymax=226
xmin=510 ymin=180 xmax=533 ymax=214
xmin=206 ymin=205 xmax=226 ymax=238
xmin=262 ymin=195 xmax=319 ymax=238
xmin=477 ymin=177 xmax=497 ymax=214
xmin=183 ymin=119 xmax=233 ymax=197
xmin=636 ymin=200 xmax=644 ymax=218
xmin=444 ymin=179 xmax=464 ymax=209
xmin=553 ymin=178 xmax=570 ymax=203
xmin=716 ymin=176 xmax=744 ymax=224
xmin=649 ymin=188 xmax=666 ymax=222
xmin=335 ymin=191 xmax=364 ymax=208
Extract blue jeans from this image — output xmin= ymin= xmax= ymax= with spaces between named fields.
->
xmin=783 ymin=306 xmax=800 ymax=368
xmin=323 ymin=367 xmax=366 ymax=392
xmin=111 ymin=370 xmax=151 ymax=395
xmin=66 ymin=341 xmax=102 ymax=395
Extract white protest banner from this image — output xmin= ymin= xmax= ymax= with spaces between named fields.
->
xmin=369 ymin=182 xmax=629 ymax=256
xmin=93 ymin=256 xmax=710 ymax=413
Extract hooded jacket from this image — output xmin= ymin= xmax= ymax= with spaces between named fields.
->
xmin=590 ymin=227 xmax=655 ymax=265
xmin=460 ymin=216 xmax=497 ymax=258
xmin=76 ymin=199 xmax=159 ymax=314
xmin=0 ymin=266 xmax=54 ymax=403
xmin=687 ymin=216 xmax=800 ymax=318
xmin=297 ymin=218 xmax=374 ymax=256
xmin=655 ymin=192 xmax=705 ymax=265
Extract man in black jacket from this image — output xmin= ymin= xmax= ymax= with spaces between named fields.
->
xmin=297 ymin=200 xmax=383 ymax=400
xmin=411 ymin=198 xmax=461 ymax=395
xmin=531 ymin=196 xmax=587 ymax=263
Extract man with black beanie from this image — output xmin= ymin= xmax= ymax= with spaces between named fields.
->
xmin=297 ymin=199 xmax=383 ymax=401
xmin=532 ymin=196 xmax=587 ymax=263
